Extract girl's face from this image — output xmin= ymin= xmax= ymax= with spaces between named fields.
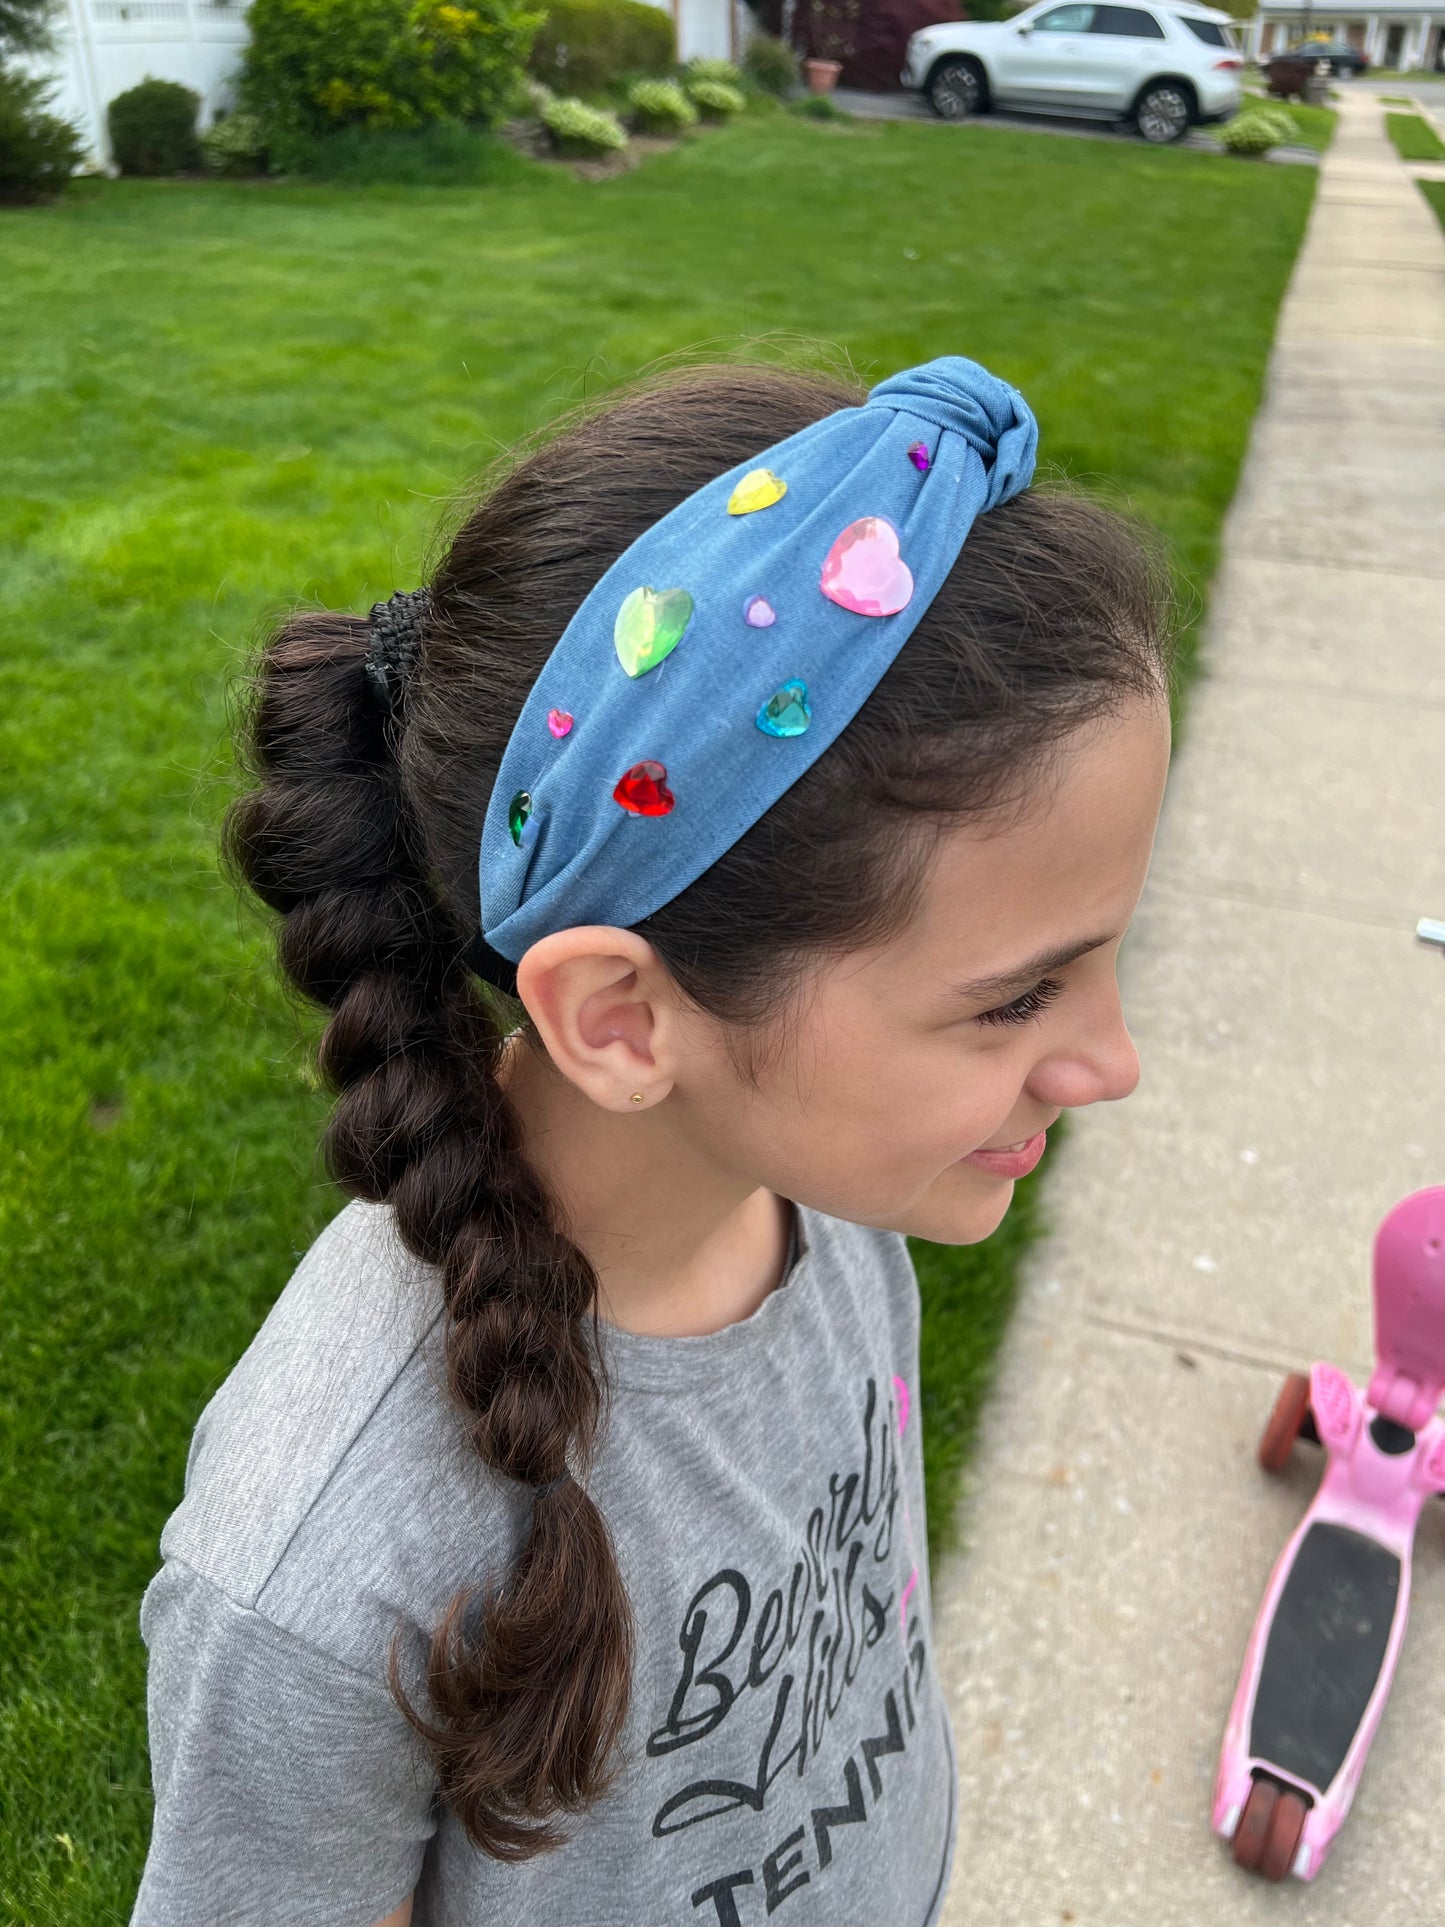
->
xmin=680 ymin=692 xmax=1173 ymax=1247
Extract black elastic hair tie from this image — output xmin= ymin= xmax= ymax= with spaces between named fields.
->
xmin=364 ymin=587 xmax=431 ymax=717
xmin=462 ymin=930 xmax=519 ymax=998
xmin=533 ymin=1469 xmax=574 ymax=1502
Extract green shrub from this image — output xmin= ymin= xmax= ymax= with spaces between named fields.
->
xmin=108 ymin=76 xmax=200 ymax=174
xmin=787 ymin=89 xmax=846 ymax=119
xmin=243 ymin=0 xmax=542 ymax=141
xmin=1218 ymin=106 xmax=1294 ymax=154
xmin=540 ymin=91 xmax=626 ymax=154
xmin=626 ymin=76 xmax=696 ymax=134
xmin=199 ymin=109 xmax=269 ymax=174
xmin=276 ymin=115 xmax=539 ymax=178
xmin=0 ymin=66 xmax=85 ymax=203
xmin=742 ymin=32 xmax=798 ymax=96
xmin=684 ymin=55 xmax=741 ymax=85
xmin=686 ymin=76 xmax=745 ymax=119
xmin=529 ymin=0 xmax=673 ymax=95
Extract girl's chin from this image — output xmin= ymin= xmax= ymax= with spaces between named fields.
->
xmin=889 ymin=1175 xmax=1015 ymax=1248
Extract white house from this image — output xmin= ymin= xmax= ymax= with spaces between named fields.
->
xmin=36 ymin=0 xmax=251 ymax=162
xmin=1245 ymin=3 xmax=1445 ymax=67
xmin=36 ymin=0 xmax=747 ymax=165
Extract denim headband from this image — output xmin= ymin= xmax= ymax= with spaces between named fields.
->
xmin=477 ymin=354 xmax=1039 ymax=963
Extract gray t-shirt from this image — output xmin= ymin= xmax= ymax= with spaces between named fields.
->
xmin=132 ymin=1197 xmax=958 ymax=1927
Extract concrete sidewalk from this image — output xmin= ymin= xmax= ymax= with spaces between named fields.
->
xmin=934 ymin=89 xmax=1445 ymax=1926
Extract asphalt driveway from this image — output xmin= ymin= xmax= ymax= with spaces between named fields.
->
xmin=830 ymin=86 xmax=1320 ymax=162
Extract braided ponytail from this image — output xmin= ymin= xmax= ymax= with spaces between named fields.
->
xmin=224 ymin=605 xmax=632 ymax=1860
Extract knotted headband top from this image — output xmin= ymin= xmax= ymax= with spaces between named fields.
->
xmin=470 ymin=354 xmax=1038 ymax=962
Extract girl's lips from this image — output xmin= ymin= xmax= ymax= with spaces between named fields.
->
xmin=962 ymin=1130 xmax=1048 ymax=1178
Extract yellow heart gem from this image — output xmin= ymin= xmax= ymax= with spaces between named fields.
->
xmin=727 ymin=468 xmax=788 ymax=516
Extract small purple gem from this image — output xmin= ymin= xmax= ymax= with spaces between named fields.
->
xmin=908 ymin=441 xmax=931 ymax=474
xmin=744 ymin=595 xmax=776 ymax=629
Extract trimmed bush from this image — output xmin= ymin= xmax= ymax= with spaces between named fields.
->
xmin=200 ymin=109 xmax=269 ymax=174
xmin=683 ymin=55 xmax=742 ymax=85
xmin=1219 ymin=106 xmax=1294 ymax=155
xmin=108 ymin=76 xmax=200 ymax=174
xmin=540 ymin=91 xmax=626 ymax=154
xmin=787 ymin=89 xmax=847 ymax=119
xmin=742 ymin=32 xmax=798 ymax=95
xmin=627 ymin=76 xmax=696 ymax=134
xmin=0 ymin=66 xmax=85 ymax=203
xmin=243 ymin=0 xmax=542 ymax=141
xmin=686 ymin=77 xmax=745 ymax=120
xmin=278 ymin=116 xmax=538 ymax=178
xmin=529 ymin=0 xmax=673 ymax=95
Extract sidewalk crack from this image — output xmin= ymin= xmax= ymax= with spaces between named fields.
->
xmin=1078 ymin=1306 xmax=1358 ymax=1380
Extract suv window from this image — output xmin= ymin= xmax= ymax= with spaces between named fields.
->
xmin=1180 ymin=16 xmax=1232 ymax=44
xmin=1033 ymin=5 xmax=1096 ymax=31
xmin=1090 ymin=5 xmax=1166 ymax=37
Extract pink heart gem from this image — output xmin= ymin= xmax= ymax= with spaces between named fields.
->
xmin=547 ymin=708 xmax=574 ymax=739
xmin=819 ymin=517 xmax=914 ymax=618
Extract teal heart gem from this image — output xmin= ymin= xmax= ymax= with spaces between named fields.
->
xmin=756 ymin=680 xmax=811 ymax=739
xmin=614 ymin=586 xmax=694 ymax=678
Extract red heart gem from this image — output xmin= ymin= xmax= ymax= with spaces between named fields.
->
xmin=547 ymin=708 xmax=574 ymax=739
xmin=613 ymin=760 xmax=675 ymax=817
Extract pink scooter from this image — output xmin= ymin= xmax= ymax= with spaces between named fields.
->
xmin=1213 ymin=1185 xmax=1445 ymax=1882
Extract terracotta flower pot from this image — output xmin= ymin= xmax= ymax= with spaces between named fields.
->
xmin=803 ymin=57 xmax=844 ymax=92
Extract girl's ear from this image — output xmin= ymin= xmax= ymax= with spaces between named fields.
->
xmin=514 ymin=927 xmax=679 ymax=1112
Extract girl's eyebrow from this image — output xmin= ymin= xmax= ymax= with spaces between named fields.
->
xmin=949 ymin=930 xmax=1122 ymax=1003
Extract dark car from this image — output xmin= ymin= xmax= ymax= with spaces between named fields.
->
xmin=1283 ymin=36 xmax=1369 ymax=73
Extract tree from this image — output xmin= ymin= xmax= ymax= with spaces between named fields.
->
xmin=0 ymin=0 xmax=58 ymax=56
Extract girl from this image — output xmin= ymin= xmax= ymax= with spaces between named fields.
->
xmin=132 ymin=352 xmax=1176 ymax=1927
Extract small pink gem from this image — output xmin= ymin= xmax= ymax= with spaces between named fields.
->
xmin=744 ymin=595 xmax=776 ymax=628
xmin=547 ymin=708 xmax=574 ymax=738
xmin=908 ymin=441 xmax=931 ymax=473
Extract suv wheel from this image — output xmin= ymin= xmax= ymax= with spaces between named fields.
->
xmin=928 ymin=58 xmax=984 ymax=120
xmin=1135 ymin=83 xmax=1191 ymax=143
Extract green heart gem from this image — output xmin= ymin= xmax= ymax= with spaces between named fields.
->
xmin=614 ymin=586 xmax=694 ymax=679
xmin=508 ymin=790 xmax=533 ymax=846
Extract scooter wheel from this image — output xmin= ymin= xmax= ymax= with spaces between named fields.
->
xmin=1261 ymin=1790 xmax=1308 ymax=1882
xmin=1232 ymin=1776 xmax=1277 ymax=1871
xmin=1258 ymin=1372 xmax=1312 ymax=1472
xmin=1233 ymin=1777 xmax=1308 ymax=1881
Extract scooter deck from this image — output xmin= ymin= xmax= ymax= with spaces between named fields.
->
xmin=1250 ymin=1521 xmax=1400 ymax=1795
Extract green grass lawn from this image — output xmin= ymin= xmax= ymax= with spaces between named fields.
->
xmin=1269 ymin=97 xmax=1338 ymax=150
xmin=1 ymin=114 xmax=1317 ymax=1921
xmin=1239 ymin=88 xmax=1340 ymax=150
xmin=1420 ymin=177 xmax=1445 ymax=230
xmin=1387 ymin=108 xmax=1445 ymax=160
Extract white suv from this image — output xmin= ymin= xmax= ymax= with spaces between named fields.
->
xmin=902 ymin=1 xmax=1243 ymax=143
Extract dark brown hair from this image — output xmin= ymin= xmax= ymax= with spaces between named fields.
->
xmin=224 ymin=356 xmax=1179 ymax=1860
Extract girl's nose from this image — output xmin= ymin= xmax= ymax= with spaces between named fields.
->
xmin=1033 ymin=997 xmax=1142 ymax=1113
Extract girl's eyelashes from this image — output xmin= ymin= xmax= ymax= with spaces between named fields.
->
xmin=975 ymin=975 xmax=1066 ymax=1028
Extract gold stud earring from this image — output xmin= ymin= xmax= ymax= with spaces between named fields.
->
xmin=630 ymin=1092 xmax=645 ymax=1105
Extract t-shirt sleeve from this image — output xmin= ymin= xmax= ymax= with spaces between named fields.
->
xmin=132 ymin=1557 xmax=437 ymax=1927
